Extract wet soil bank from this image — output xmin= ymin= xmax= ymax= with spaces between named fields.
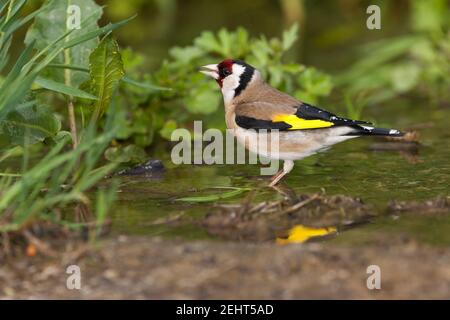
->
xmin=2 ymin=235 xmax=450 ymax=299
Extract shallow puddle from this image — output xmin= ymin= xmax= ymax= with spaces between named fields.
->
xmin=108 ymin=103 xmax=450 ymax=245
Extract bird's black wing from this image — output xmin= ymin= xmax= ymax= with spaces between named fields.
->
xmin=235 ymin=102 xmax=372 ymax=131
xmin=295 ymin=103 xmax=372 ymax=126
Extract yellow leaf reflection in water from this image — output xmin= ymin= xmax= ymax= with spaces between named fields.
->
xmin=276 ymin=225 xmax=337 ymax=244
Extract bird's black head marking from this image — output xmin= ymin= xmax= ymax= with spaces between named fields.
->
xmin=232 ymin=60 xmax=255 ymax=97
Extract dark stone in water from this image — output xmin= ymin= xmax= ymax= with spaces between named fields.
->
xmin=115 ymin=159 xmax=165 ymax=176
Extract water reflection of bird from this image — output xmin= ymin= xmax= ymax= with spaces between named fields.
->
xmin=201 ymin=59 xmax=403 ymax=186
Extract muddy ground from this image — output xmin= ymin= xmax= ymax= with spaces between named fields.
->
xmin=1 ymin=234 xmax=450 ymax=299
xmin=2 ymin=195 xmax=449 ymax=299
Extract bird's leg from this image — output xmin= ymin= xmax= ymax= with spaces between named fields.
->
xmin=269 ymin=168 xmax=283 ymax=183
xmin=269 ymin=160 xmax=294 ymax=187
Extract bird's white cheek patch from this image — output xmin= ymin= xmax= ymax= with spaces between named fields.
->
xmin=221 ymin=75 xmax=240 ymax=104
xmin=221 ymin=64 xmax=246 ymax=104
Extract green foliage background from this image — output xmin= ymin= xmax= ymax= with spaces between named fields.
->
xmin=0 ymin=0 xmax=448 ymax=231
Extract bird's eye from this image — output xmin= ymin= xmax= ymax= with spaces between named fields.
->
xmin=220 ymin=68 xmax=232 ymax=77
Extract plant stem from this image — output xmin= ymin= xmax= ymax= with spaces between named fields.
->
xmin=0 ymin=173 xmax=21 ymax=177
xmin=64 ymin=0 xmax=78 ymax=149
xmin=67 ymin=99 xmax=78 ymax=148
xmin=64 ymin=49 xmax=78 ymax=149
xmin=280 ymin=0 xmax=305 ymax=59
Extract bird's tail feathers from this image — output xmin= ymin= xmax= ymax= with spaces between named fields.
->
xmin=347 ymin=125 xmax=404 ymax=137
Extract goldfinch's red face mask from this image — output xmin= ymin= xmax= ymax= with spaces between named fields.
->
xmin=200 ymin=59 xmax=234 ymax=87
xmin=200 ymin=59 xmax=255 ymax=102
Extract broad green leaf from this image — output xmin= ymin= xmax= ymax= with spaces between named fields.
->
xmin=297 ymin=68 xmax=333 ymax=97
xmin=24 ymin=0 xmax=103 ymax=86
xmin=194 ymin=31 xmax=222 ymax=54
xmin=234 ymin=27 xmax=250 ymax=57
xmin=184 ymin=81 xmax=220 ymax=115
xmin=250 ymin=38 xmax=273 ymax=66
xmin=0 ymin=103 xmax=61 ymax=147
xmin=268 ymin=64 xmax=284 ymax=87
xmin=169 ymin=46 xmax=204 ymax=65
xmin=112 ymin=101 xmax=153 ymax=144
xmin=87 ymin=35 xmax=125 ymax=118
xmin=217 ymin=28 xmax=232 ymax=56
xmin=194 ymin=27 xmax=250 ymax=58
xmin=34 ymin=76 xmax=98 ymax=99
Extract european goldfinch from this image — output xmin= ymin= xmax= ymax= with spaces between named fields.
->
xmin=200 ymin=59 xmax=403 ymax=186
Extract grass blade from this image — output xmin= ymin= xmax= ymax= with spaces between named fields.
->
xmin=34 ymin=77 xmax=98 ymax=100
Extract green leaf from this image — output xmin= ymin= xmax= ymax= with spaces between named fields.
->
xmin=411 ymin=0 xmax=449 ymax=32
xmin=176 ymin=187 xmax=251 ymax=203
xmin=193 ymin=27 xmax=250 ymax=58
xmin=159 ymin=119 xmax=177 ymax=140
xmin=194 ymin=31 xmax=222 ymax=54
xmin=234 ymin=27 xmax=250 ymax=57
xmin=0 ymin=145 xmax=23 ymax=163
xmin=24 ymin=0 xmax=103 ymax=86
xmin=297 ymin=68 xmax=333 ymax=98
xmin=184 ymin=81 xmax=220 ymax=114
xmin=47 ymin=63 xmax=89 ymax=72
xmin=120 ymin=47 xmax=144 ymax=72
xmin=169 ymin=46 xmax=204 ymax=65
xmin=390 ymin=64 xmax=420 ymax=93
xmin=46 ymin=64 xmax=171 ymax=91
xmin=217 ymin=28 xmax=232 ymax=56
xmin=281 ymin=63 xmax=304 ymax=74
xmin=0 ymin=103 xmax=61 ymax=147
xmin=122 ymin=76 xmax=171 ymax=92
xmin=63 ymin=15 xmax=136 ymax=49
xmin=88 ymin=35 xmax=125 ymax=119
xmin=104 ymin=144 xmax=146 ymax=164
xmin=282 ymin=24 xmax=299 ymax=51
xmin=335 ymin=36 xmax=419 ymax=86
xmin=294 ymin=90 xmax=318 ymax=104
xmin=0 ymin=1 xmax=47 ymax=72
xmin=34 ymin=76 xmax=98 ymax=99
xmin=268 ymin=64 xmax=284 ymax=87
xmin=250 ymin=38 xmax=273 ymax=66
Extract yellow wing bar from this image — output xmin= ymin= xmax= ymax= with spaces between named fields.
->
xmin=272 ymin=114 xmax=334 ymax=130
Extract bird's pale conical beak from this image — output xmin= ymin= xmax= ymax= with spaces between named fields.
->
xmin=199 ymin=64 xmax=219 ymax=80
